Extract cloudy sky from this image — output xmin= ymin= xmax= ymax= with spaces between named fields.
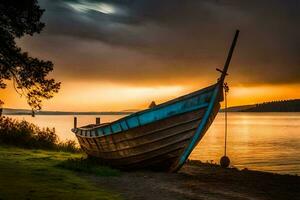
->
xmin=2 ymin=0 xmax=300 ymax=111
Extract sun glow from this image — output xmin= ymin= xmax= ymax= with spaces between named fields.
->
xmin=227 ymin=84 xmax=300 ymax=107
xmin=0 ymin=81 xmax=184 ymax=111
xmin=2 ymin=80 xmax=299 ymax=112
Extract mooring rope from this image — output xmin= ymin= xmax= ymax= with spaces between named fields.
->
xmin=224 ymin=82 xmax=229 ymax=156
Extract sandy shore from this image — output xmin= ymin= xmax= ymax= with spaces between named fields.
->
xmin=91 ymin=161 xmax=300 ymax=200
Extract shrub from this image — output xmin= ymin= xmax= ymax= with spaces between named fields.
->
xmin=0 ymin=116 xmax=80 ymax=152
xmin=56 ymin=140 xmax=79 ymax=153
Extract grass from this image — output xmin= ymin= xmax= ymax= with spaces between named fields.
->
xmin=57 ymin=158 xmax=120 ymax=177
xmin=0 ymin=145 xmax=122 ymax=200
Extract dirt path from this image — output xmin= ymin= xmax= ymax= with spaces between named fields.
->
xmin=90 ymin=162 xmax=300 ymax=200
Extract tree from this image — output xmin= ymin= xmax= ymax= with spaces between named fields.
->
xmin=0 ymin=0 xmax=60 ymax=112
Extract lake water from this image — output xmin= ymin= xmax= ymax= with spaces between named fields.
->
xmin=7 ymin=113 xmax=300 ymax=175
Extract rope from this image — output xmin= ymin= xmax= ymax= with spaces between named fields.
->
xmin=224 ymin=82 xmax=229 ymax=156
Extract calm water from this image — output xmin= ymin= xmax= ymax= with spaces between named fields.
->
xmin=7 ymin=113 xmax=300 ymax=175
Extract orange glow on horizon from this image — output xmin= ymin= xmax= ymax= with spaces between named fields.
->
xmin=226 ymin=84 xmax=300 ymax=108
xmin=1 ymin=80 xmax=299 ymax=112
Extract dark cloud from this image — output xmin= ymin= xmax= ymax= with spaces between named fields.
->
xmin=20 ymin=0 xmax=300 ymax=85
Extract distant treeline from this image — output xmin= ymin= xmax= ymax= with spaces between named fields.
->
xmin=242 ymin=99 xmax=300 ymax=112
xmin=2 ymin=108 xmax=134 ymax=116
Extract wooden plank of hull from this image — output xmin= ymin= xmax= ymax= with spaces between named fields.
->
xmin=84 ymin=129 xmax=195 ymax=160
xmin=76 ymin=107 xmax=207 ymax=170
xmin=81 ymin=112 xmax=203 ymax=153
xmin=90 ymin=139 xmax=188 ymax=165
xmin=77 ymin=108 xmax=205 ymax=153
xmin=89 ymin=108 xmax=205 ymax=143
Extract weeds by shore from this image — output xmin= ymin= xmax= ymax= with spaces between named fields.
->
xmin=0 ymin=116 xmax=79 ymax=152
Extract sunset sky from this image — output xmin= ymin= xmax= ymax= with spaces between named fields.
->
xmin=1 ymin=0 xmax=300 ymax=111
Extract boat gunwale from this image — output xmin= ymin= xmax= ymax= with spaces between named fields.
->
xmin=74 ymin=102 xmax=210 ymax=135
xmin=75 ymin=107 xmax=206 ymax=141
xmin=76 ymin=115 xmax=202 ymax=145
xmin=121 ymin=83 xmax=216 ymax=119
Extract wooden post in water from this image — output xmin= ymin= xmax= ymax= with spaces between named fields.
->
xmin=74 ymin=117 xmax=77 ymax=128
xmin=96 ymin=117 xmax=101 ymax=125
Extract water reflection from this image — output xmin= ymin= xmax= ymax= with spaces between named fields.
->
xmin=191 ymin=113 xmax=300 ymax=174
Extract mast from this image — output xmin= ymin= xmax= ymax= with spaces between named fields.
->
xmin=218 ymin=30 xmax=240 ymax=83
xmin=218 ymin=30 xmax=239 ymax=168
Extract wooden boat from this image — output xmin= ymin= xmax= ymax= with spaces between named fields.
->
xmin=72 ymin=30 xmax=239 ymax=172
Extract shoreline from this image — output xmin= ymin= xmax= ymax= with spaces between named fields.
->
xmin=1 ymin=146 xmax=299 ymax=200
xmin=92 ymin=161 xmax=300 ymax=200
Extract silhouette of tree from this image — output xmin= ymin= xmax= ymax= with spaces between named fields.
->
xmin=0 ymin=100 xmax=3 ymax=116
xmin=0 ymin=0 xmax=60 ymax=111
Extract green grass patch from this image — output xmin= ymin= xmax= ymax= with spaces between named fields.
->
xmin=57 ymin=158 xmax=120 ymax=177
xmin=0 ymin=145 xmax=122 ymax=200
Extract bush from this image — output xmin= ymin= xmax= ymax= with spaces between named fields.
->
xmin=0 ymin=116 xmax=80 ymax=152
